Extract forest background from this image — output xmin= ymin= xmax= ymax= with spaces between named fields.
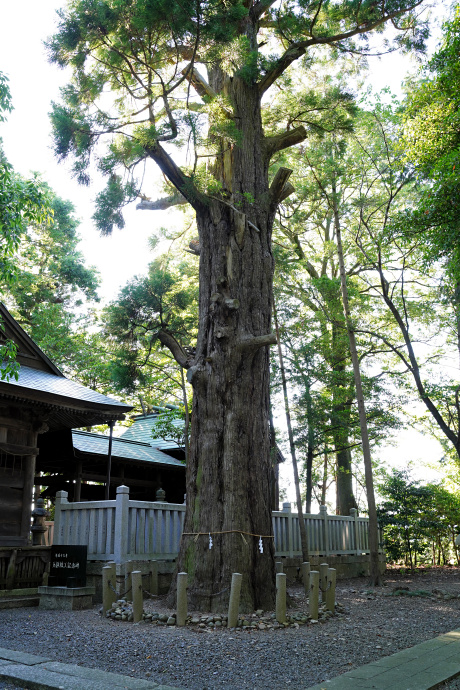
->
xmin=1 ymin=0 xmax=459 ymax=573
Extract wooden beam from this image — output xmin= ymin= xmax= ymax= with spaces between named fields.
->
xmin=0 ymin=442 xmax=39 ymax=456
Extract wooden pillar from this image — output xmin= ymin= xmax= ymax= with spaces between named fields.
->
xmin=21 ymin=455 xmax=36 ymax=542
xmin=74 ymin=460 xmax=82 ymax=502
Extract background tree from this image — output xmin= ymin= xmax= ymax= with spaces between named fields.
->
xmin=0 ymin=72 xmax=53 ymax=379
xmin=272 ymin=108 xmax=403 ymax=519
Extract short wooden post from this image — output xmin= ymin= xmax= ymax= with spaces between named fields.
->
xmin=149 ymin=560 xmax=159 ymax=595
xmin=301 ymin=561 xmax=310 ymax=595
xmin=124 ymin=560 xmax=134 ymax=598
xmin=102 ymin=566 xmax=113 ymax=615
xmin=275 ymin=561 xmax=284 ymax=573
xmin=176 ymin=572 xmax=188 ymax=626
xmin=227 ymin=573 xmax=242 ymax=628
xmin=309 ymin=570 xmax=319 ymax=620
xmin=276 ymin=572 xmax=287 ymax=624
xmin=320 ymin=562 xmax=329 ymax=601
xmin=326 ymin=568 xmax=336 ymax=612
xmin=131 ymin=570 xmax=143 ymax=623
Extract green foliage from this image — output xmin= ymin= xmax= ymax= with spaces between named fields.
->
xmin=47 ymin=0 xmax=430 ymax=233
xmin=0 ymin=72 xmax=55 ymax=380
xmin=0 ymin=73 xmax=13 ymax=122
xmin=377 ymin=469 xmax=460 ymax=568
xmin=152 ymin=406 xmax=189 ymax=453
xmin=400 ymin=6 xmax=460 ymax=284
xmin=103 ymin=253 xmax=198 ymax=400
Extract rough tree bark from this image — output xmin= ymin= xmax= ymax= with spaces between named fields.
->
xmin=163 ymin=69 xmax=300 ymax=611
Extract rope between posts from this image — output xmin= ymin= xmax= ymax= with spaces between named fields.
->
xmin=182 ymin=530 xmax=274 ymax=539
xmin=108 ymin=580 xmax=132 ymax=599
xmin=142 ymin=589 xmax=161 ymax=598
xmin=188 ymin=586 xmax=230 ymax=598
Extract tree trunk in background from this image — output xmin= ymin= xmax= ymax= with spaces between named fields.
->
xmin=304 ymin=380 xmax=314 ymax=513
xmin=269 ymin=403 xmax=279 ymax=511
xmin=333 ymin=189 xmax=382 ymax=586
xmin=274 ymin=301 xmax=309 ymax=562
xmin=321 ymin=453 xmax=328 ymax=506
xmin=331 ymin=319 xmax=358 ymax=515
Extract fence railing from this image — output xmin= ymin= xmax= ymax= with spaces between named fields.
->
xmin=54 ymin=485 xmax=377 ymax=563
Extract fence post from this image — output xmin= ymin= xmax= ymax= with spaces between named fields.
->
xmin=107 ymin=561 xmax=117 ymax=600
xmin=54 ymin=490 xmax=68 ymax=545
xmin=326 ymin=568 xmax=336 ymax=612
xmin=283 ymin=502 xmax=294 ymax=558
xmin=309 ymin=571 xmax=319 ymax=620
xmin=132 ymin=571 xmax=143 ymax=623
xmin=176 ymin=572 xmax=188 ymax=626
xmin=350 ymin=508 xmax=359 ymax=555
xmin=149 ymin=560 xmax=159 ymax=595
xmin=124 ymin=560 xmax=134 ymax=598
xmin=301 ymin=561 xmax=310 ymax=595
xmin=319 ymin=562 xmax=329 ymax=602
xmin=114 ymin=485 xmax=130 ymax=564
xmin=102 ymin=566 xmax=115 ymax=615
xmin=227 ymin=573 xmax=243 ymax=628
xmin=320 ymin=505 xmax=329 ymax=557
xmin=276 ymin=572 xmax=287 ymax=624
xmin=275 ymin=561 xmax=284 ymax=574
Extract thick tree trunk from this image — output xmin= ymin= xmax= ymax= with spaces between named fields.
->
xmin=169 ymin=74 xmax=277 ymax=611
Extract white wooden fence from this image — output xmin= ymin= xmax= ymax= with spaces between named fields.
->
xmin=54 ymin=485 xmax=376 ymax=563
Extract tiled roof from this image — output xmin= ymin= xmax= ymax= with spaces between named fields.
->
xmin=72 ymin=430 xmax=185 ymax=467
xmin=120 ymin=413 xmax=184 ymax=450
xmin=1 ymin=365 xmax=130 ymax=409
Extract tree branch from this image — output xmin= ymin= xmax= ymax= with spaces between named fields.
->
xmin=136 ymin=193 xmax=188 ymax=211
xmin=157 ymin=329 xmax=191 ymax=369
xmin=269 ymin=167 xmax=293 ymax=208
xmin=181 ymin=65 xmax=218 ymax=101
xmin=258 ymin=2 xmax=426 ymax=95
xmin=238 ymin=333 xmax=277 ymax=351
xmin=264 ymin=125 xmax=307 ymax=159
xmin=251 ymin=0 xmax=279 ymax=21
xmin=145 ymin=141 xmax=205 ymax=210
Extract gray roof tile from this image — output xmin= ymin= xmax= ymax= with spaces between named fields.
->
xmin=72 ymin=430 xmax=185 ymax=467
xmin=120 ymin=414 xmax=184 ymax=450
xmin=2 ymin=365 xmax=130 ymax=409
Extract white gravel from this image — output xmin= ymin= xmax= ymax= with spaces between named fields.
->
xmin=2 ymin=568 xmax=460 ymax=689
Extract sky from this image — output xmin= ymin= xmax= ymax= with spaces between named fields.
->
xmin=0 ymin=0 xmax=183 ymax=303
xmin=0 ymin=0 xmax=453 ymax=506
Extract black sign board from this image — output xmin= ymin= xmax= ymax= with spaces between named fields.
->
xmin=49 ymin=545 xmax=87 ymax=587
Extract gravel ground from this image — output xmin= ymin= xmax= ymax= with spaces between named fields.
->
xmin=2 ymin=568 xmax=460 ymax=689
